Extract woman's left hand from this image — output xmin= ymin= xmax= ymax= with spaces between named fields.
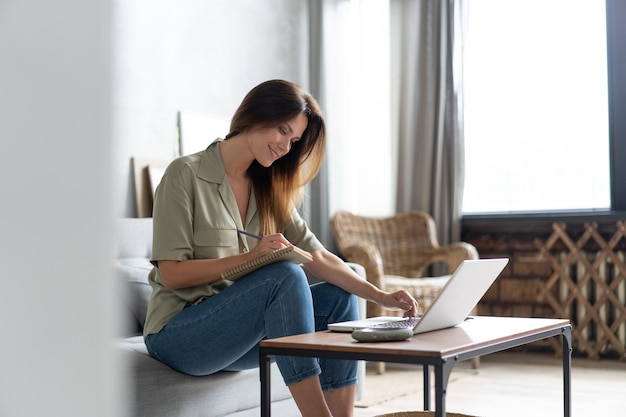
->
xmin=377 ymin=290 xmax=419 ymax=318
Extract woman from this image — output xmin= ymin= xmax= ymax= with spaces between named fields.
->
xmin=143 ymin=79 xmax=418 ymax=417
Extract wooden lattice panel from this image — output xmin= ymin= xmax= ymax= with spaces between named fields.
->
xmin=535 ymin=221 xmax=626 ymax=360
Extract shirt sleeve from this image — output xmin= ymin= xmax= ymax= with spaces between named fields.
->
xmin=151 ymin=158 xmax=196 ymax=264
xmin=283 ymin=207 xmax=324 ymax=253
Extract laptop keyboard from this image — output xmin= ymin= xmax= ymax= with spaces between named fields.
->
xmin=369 ymin=317 xmax=421 ymax=329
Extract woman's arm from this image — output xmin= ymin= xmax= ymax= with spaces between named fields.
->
xmin=158 ymin=232 xmax=294 ymax=290
xmin=158 ymin=256 xmax=248 ymax=290
xmin=305 ymin=248 xmax=419 ymax=317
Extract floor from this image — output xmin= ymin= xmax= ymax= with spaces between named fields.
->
xmin=353 ymin=351 xmax=626 ymax=417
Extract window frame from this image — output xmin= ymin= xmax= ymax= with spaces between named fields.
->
xmin=607 ymin=0 xmax=626 ymax=212
xmin=463 ymin=0 xmax=626 ymax=225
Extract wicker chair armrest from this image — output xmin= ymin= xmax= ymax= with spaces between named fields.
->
xmin=419 ymin=242 xmax=479 ymax=274
xmin=340 ymin=243 xmax=385 ymax=290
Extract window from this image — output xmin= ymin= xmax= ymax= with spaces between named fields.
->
xmin=462 ymin=0 xmax=610 ymax=214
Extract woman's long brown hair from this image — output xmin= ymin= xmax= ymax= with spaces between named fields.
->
xmin=225 ymin=80 xmax=326 ymax=234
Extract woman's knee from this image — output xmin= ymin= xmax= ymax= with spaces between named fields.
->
xmin=276 ymin=261 xmax=308 ymax=279
xmin=259 ymin=262 xmax=313 ymax=309
xmin=262 ymin=262 xmax=310 ymax=292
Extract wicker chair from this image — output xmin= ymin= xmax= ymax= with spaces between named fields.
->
xmin=331 ymin=210 xmax=480 ymax=372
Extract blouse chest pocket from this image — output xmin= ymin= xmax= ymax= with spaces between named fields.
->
xmin=193 ymin=228 xmax=239 ymax=259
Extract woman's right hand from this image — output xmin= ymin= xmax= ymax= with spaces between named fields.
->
xmin=249 ymin=233 xmax=293 ymax=257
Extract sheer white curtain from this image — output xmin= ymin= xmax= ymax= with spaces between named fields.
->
xmin=321 ymin=0 xmax=394 ymax=219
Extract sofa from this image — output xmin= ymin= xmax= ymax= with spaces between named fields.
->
xmin=115 ymin=217 xmax=366 ymax=417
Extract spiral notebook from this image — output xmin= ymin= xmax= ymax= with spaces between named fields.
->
xmin=220 ymin=245 xmax=313 ymax=281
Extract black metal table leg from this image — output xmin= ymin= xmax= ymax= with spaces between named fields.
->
xmin=423 ymin=364 xmax=431 ymax=410
xmin=433 ymin=358 xmax=456 ymax=417
xmin=562 ymin=327 xmax=573 ymax=417
xmin=260 ymin=351 xmax=271 ymax=417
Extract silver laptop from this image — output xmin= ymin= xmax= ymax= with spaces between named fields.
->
xmin=328 ymin=258 xmax=509 ymax=334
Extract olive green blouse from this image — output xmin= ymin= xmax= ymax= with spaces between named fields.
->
xmin=143 ymin=139 xmax=323 ymax=337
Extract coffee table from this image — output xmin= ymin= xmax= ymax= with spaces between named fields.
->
xmin=259 ymin=316 xmax=572 ymax=417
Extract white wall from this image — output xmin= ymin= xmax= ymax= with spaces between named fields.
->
xmin=0 ymin=1 xmax=122 ymax=417
xmin=112 ymin=0 xmax=309 ymax=217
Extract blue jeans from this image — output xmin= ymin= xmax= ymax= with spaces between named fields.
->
xmin=145 ymin=262 xmax=359 ymax=390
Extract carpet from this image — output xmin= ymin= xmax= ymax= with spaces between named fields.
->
xmin=355 ymin=363 xmax=476 ymax=408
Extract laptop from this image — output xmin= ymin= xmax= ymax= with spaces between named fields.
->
xmin=328 ymin=258 xmax=509 ymax=334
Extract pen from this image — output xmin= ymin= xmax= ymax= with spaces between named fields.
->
xmin=237 ymin=229 xmax=263 ymax=240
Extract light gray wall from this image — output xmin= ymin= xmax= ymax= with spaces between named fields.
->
xmin=1 ymin=1 xmax=123 ymax=417
xmin=0 ymin=1 xmax=309 ymax=416
xmin=112 ymin=0 xmax=309 ymax=217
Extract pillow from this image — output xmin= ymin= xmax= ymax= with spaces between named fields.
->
xmin=116 ymin=258 xmax=153 ymax=336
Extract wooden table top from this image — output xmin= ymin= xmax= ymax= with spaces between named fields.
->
xmin=260 ymin=316 xmax=571 ymax=359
